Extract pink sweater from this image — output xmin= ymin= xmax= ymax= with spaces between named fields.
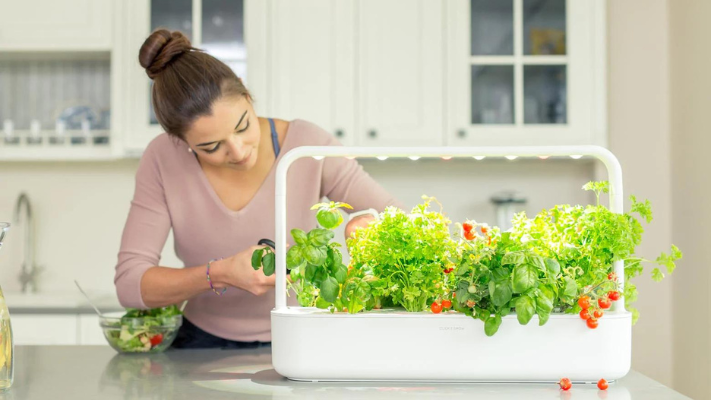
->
xmin=115 ymin=119 xmax=403 ymax=341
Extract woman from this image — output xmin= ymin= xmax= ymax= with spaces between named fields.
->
xmin=114 ymin=30 xmax=404 ymax=349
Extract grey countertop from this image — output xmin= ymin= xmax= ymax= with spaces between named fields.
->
xmin=0 ymin=346 xmax=691 ymax=400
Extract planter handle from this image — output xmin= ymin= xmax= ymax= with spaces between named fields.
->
xmin=274 ymin=146 xmax=625 ymax=313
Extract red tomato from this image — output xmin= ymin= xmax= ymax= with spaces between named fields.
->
xmin=464 ymin=230 xmax=475 ymax=241
xmin=442 ymin=299 xmax=452 ymax=309
xmin=430 ymin=302 xmax=442 ymax=314
xmin=608 ymin=291 xmax=621 ymax=301
xmin=149 ymin=333 xmax=163 ymax=347
xmin=598 ymin=379 xmax=609 ymax=390
xmin=466 ymin=300 xmax=476 ymax=308
xmin=598 ymin=297 xmax=612 ymax=310
xmin=558 ymin=378 xmax=572 ymax=391
xmin=481 ymin=226 xmax=489 ymax=234
xmin=593 ymin=309 xmax=604 ymax=319
xmin=607 ymin=272 xmax=618 ymax=281
xmin=578 ymin=296 xmax=591 ymax=309
xmin=462 ymin=222 xmax=474 ymax=232
xmin=579 ymin=309 xmax=591 ymax=320
xmin=587 ymin=318 xmax=599 ymax=329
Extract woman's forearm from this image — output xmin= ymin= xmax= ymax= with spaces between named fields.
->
xmin=139 ymin=260 xmax=228 ymax=308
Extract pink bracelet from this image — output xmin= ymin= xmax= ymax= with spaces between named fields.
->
xmin=206 ymin=258 xmax=227 ymax=295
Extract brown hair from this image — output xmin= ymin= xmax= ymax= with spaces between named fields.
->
xmin=138 ymin=29 xmax=251 ymax=139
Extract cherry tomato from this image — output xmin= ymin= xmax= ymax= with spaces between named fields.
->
xmin=452 ymin=292 xmax=456 ymax=298
xmin=430 ymin=302 xmax=442 ymax=314
xmin=578 ymin=296 xmax=591 ymax=309
xmin=559 ymin=378 xmax=572 ymax=391
xmin=587 ymin=318 xmax=599 ymax=329
xmin=149 ymin=333 xmax=163 ymax=347
xmin=466 ymin=300 xmax=476 ymax=308
xmin=442 ymin=299 xmax=452 ymax=309
xmin=598 ymin=379 xmax=609 ymax=390
xmin=593 ymin=309 xmax=604 ymax=319
xmin=598 ymin=297 xmax=612 ymax=310
xmin=579 ymin=309 xmax=591 ymax=320
xmin=608 ymin=272 xmax=618 ymax=281
xmin=444 ymin=267 xmax=454 ymax=274
xmin=481 ymin=226 xmax=489 ymax=235
xmin=468 ymin=285 xmax=477 ymax=294
xmin=462 ymin=222 xmax=474 ymax=232
xmin=608 ymin=291 xmax=621 ymax=301
xmin=464 ymin=230 xmax=475 ymax=241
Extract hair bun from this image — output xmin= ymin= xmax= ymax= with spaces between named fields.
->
xmin=139 ymin=29 xmax=193 ymax=79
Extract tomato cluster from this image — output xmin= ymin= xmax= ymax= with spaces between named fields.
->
xmin=577 ymin=273 xmax=621 ymax=329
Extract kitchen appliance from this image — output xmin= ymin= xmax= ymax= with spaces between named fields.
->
xmin=270 ymin=146 xmax=630 ymax=383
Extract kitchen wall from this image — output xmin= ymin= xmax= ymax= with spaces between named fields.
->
xmin=669 ymin=1 xmax=711 ymax=399
xmin=0 ymin=158 xmax=596 ymax=295
xmin=607 ymin=0 xmax=675 ymax=390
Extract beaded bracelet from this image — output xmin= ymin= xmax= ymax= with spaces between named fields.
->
xmin=206 ymin=258 xmax=227 ymax=295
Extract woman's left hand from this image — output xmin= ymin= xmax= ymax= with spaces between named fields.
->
xmin=345 ymin=215 xmax=375 ymax=239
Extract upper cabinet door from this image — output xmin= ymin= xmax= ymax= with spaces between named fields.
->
xmin=121 ymin=0 xmax=267 ymax=155
xmin=270 ymin=0 xmax=355 ymax=145
xmin=358 ymin=0 xmax=445 ymax=147
xmin=446 ymin=0 xmax=606 ymax=146
xmin=0 ymin=0 xmax=113 ymax=51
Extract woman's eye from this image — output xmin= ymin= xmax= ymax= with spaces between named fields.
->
xmin=204 ymin=143 xmax=221 ymax=154
xmin=236 ymin=120 xmax=250 ymax=133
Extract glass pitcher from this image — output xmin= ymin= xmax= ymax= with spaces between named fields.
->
xmin=0 ymin=222 xmax=13 ymax=391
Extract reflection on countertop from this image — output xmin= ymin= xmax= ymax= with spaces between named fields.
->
xmin=0 ymin=346 xmax=691 ymax=400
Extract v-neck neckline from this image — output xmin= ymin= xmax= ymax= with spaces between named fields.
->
xmin=191 ymin=120 xmax=295 ymax=217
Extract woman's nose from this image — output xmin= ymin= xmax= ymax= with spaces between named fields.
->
xmin=225 ymin=135 xmax=247 ymax=159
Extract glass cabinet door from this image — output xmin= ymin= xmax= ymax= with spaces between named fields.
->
xmin=147 ymin=0 xmax=245 ymax=125
xmin=469 ymin=0 xmax=566 ymax=127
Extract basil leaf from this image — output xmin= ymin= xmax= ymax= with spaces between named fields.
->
xmin=502 ymin=251 xmax=525 ymax=266
xmin=303 ymin=245 xmax=328 ymax=265
xmin=485 ymin=314 xmax=503 ymax=337
xmin=544 ymin=258 xmax=561 ymax=275
xmin=492 ymin=282 xmax=513 ymax=308
xmin=262 ymin=252 xmax=276 ymax=276
xmin=286 ymin=246 xmax=305 ymax=269
xmin=512 ymin=264 xmax=537 ymax=293
xmin=316 ymin=209 xmax=343 ymax=230
xmin=320 ymin=276 xmax=340 ymax=303
xmin=516 ymin=296 xmax=535 ymax=325
xmin=315 ymin=296 xmax=331 ymax=309
xmin=291 ymin=228 xmax=308 ymax=245
xmin=308 ymin=229 xmax=335 ymax=246
xmin=251 ymin=248 xmax=265 ymax=269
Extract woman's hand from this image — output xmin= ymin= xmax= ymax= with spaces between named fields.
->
xmin=345 ymin=214 xmax=376 ymax=239
xmin=216 ymin=246 xmax=276 ymax=296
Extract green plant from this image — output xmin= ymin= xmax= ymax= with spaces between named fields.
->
xmin=347 ymin=196 xmax=457 ymax=312
xmin=251 ymin=201 xmax=370 ymax=312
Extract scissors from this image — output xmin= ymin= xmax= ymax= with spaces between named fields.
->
xmin=257 ymin=238 xmax=275 ymax=249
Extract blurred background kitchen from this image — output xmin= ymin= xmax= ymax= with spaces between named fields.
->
xmin=0 ymin=0 xmax=707 ymax=398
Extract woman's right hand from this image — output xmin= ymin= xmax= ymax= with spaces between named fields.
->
xmin=218 ymin=246 xmax=276 ymax=296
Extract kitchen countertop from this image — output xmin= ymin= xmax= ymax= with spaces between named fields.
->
xmin=0 ymin=346 xmax=691 ymax=400
xmin=3 ymin=292 xmax=123 ymax=314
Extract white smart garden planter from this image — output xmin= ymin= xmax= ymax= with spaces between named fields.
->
xmin=272 ymin=146 xmax=632 ymax=383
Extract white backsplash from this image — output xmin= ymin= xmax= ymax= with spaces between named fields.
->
xmin=0 ymin=158 xmax=595 ymax=297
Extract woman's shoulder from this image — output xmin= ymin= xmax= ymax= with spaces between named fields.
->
xmin=142 ymin=133 xmax=188 ymax=161
xmin=282 ymin=119 xmax=339 ymax=148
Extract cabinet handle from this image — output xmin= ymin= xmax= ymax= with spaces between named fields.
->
xmin=457 ymin=129 xmax=467 ymax=138
xmin=368 ymin=129 xmax=377 ymax=138
xmin=335 ymin=129 xmax=344 ymax=138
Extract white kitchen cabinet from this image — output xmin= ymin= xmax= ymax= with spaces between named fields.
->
xmin=0 ymin=0 xmax=113 ymax=51
xmin=78 ymin=315 xmax=108 ymax=345
xmin=270 ymin=0 xmax=444 ymax=147
xmin=120 ymin=0 xmax=268 ymax=155
xmin=357 ymin=0 xmax=444 ymax=147
xmin=11 ymin=314 xmax=78 ymax=345
xmin=269 ymin=0 xmax=356 ymax=145
xmin=445 ymin=0 xmax=606 ymax=146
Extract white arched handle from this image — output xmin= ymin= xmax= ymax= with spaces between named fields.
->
xmin=274 ymin=146 xmax=625 ymax=313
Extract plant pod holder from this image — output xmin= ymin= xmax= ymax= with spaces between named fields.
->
xmin=272 ymin=146 xmax=631 ymax=384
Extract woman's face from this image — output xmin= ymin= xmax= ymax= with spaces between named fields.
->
xmin=183 ymin=96 xmax=261 ymax=171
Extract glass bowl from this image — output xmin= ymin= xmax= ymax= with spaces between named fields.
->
xmin=100 ymin=311 xmax=182 ymax=353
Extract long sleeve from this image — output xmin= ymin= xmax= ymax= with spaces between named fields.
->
xmin=314 ymin=126 xmax=406 ymax=213
xmin=114 ymin=144 xmax=171 ymax=309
